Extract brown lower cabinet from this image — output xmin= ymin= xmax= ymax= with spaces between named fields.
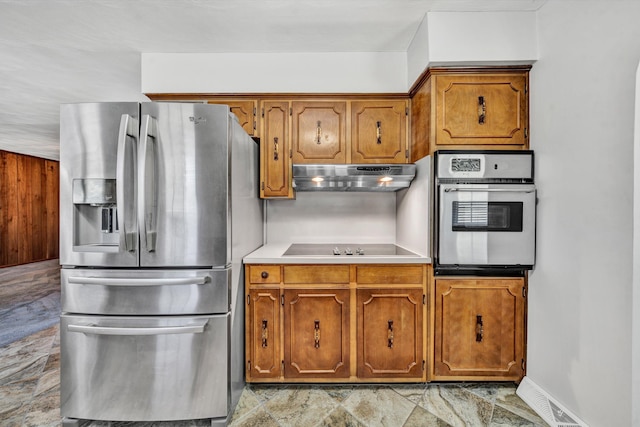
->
xmin=245 ymin=264 xmax=526 ymax=383
xmin=432 ymin=277 xmax=526 ymax=382
xmin=245 ymin=263 xmax=427 ymax=383
xmin=284 ymin=289 xmax=350 ymax=379
xmin=357 ymin=288 xmax=424 ymax=379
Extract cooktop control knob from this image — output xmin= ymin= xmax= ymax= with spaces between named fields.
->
xmin=356 ymin=247 xmax=364 ymax=255
xmin=345 ymin=247 xmax=353 ymax=255
xmin=333 ymin=247 xmax=341 ymax=255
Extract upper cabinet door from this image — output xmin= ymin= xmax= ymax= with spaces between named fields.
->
xmin=291 ymin=101 xmax=347 ymax=164
xmin=260 ymin=101 xmax=293 ymax=199
xmin=435 ymin=73 xmax=528 ymax=146
xmin=351 ymin=100 xmax=408 ymax=164
xmin=207 ymin=100 xmax=257 ymax=136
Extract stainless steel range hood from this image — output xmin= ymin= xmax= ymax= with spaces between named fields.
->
xmin=292 ymin=164 xmax=417 ymax=192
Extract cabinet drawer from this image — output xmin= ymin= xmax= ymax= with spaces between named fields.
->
xmin=355 ymin=265 xmax=424 ymax=285
xmin=248 ymin=265 xmax=281 ymax=284
xmin=283 ymin=265 xmax=350 ymax=284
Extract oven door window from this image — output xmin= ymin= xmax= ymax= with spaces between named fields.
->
xmin=452 ymin=201 xmax=523 ymax=232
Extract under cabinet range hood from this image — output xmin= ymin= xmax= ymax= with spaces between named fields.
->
xmin=292 ymin=164 xmax=417 ymax=192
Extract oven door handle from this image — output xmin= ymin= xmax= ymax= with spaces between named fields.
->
xmin=67 ymin=320 xmax=208 ymax=336
xmin=444 ymin=188 xmax=535 ymax=193
xmin=67 ymin=276 xmax=208 ymax=286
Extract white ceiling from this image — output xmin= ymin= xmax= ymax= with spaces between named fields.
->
xmin=0 ymin=0 xmax=547 ymax=160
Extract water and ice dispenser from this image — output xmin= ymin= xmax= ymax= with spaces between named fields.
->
xmin=72 ymin=179 xmax=120 ymax=251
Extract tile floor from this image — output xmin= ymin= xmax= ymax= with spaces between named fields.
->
xmin=0 ymin=260 xmax=549 ymax=427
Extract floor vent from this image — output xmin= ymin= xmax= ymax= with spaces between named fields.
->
xmin=516 ymin=376 xmax=588 ymax=427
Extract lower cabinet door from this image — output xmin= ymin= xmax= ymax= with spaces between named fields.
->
xmin=60 ymin=314 xmax=228 ymax=421
xmin=357 ymin=288 xmax=424 ymax=379
xmin=433 ymin=278 xmax=526 ymax=381
xmin=247 ymin=289 xmax=281 ymax=380
xmin=283 ymin=289 xmax=350 ymax=379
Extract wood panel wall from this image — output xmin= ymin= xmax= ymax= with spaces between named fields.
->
xmin=0 ymin=150 xmax=59 ymax=267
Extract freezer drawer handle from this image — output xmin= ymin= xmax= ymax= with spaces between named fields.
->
xmin=67 ymin=276 xmax=208 ymax=286
xmin=444 ymin=188 xmax=535 ymax=193
xmin=67 ymin=320 xmax=208 ymax=336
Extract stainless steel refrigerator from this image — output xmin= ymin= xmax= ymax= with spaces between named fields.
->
xmin=58 ymin=102 xmax=263 ymax=425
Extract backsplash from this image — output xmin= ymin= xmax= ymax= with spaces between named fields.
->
xmin=265 ymin=192 xmax=396 ymax=244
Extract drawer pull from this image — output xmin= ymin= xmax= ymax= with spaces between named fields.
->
xmin=376 ymin=121 xmax=382 ymax=144
xmin=476 ymin=315 xmax=484 ymax=342
xmin=68 ymin=320 xmax=207 ymax=336
xmin=261 ymin=271 xmax=269 ymax=279
xmin=261 ymin=319 xmax=269 ymax=348
xmin=388 ymin=320 xmax=394 ymax=348
xmin=68 ymin=276 xmax=207 ymax=287
xmin=314 ymin=320 xmax=320 ymax=348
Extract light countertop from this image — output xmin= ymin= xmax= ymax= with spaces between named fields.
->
xmin=243 ymin=243 xmax=431 ymax=264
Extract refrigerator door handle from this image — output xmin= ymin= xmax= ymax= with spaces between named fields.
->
xmin=67 ymin=320 xmax=208 ymax=336
xmin=67 ymin=276 xmax=209 ymax=286
xmin=139 ymin=114 xmax=158 ymax=253
xmin=116 ymin=114 xmax=138 ymax=252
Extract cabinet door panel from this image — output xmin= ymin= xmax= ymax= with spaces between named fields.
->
xmin=247 ymin=289 xmax=281 ymax=380
xmin=357 ymin=288 xmax=423 ymax=379
xmin=351 ymin=100 xmax=407 ymax=163
xmin=284 ymin=289 xmax=350 ymax=378
xmin=292 ymin=101 xmax=346 ymax=163
xmin=435 ymin=74 xmax=528 ymax=146
xmin=433 ymin=278 xmax=525 ymax=380
xmin=261 ymin=101 xmax=293 ymax=198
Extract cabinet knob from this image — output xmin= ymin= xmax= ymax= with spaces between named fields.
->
xmin=261 ymin=271 xmax=269 ymax=279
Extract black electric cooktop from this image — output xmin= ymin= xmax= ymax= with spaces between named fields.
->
xmin=283 ymin=243 xmax=419 ymax=257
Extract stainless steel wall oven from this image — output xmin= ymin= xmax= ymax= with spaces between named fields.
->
xmin=434 ymin=150 xmax=536 ymax=275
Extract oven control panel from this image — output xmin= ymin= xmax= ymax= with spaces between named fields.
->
xmin=436 ymin=151 xmax=534 ymax=181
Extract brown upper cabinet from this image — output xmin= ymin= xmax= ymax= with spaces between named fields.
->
xmin=410 ymin=67 xmax=530 ymax=160
xmin=291 ymin=101 xmax=347 ymax=164
xmin=351 ymin=100 xmax=408 ymax=164
xmin=260 ymin=100 xmax=293 ymax=198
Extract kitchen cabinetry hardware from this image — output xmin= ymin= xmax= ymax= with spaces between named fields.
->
xmin=476 ymin=315 xmax=484 ymax=342
xmin=478 ymin=96 xmax=486 ymax=124
xmin=316 ymin=121 xmax=322 ymax=144
xmin=247 ymin=295 xmax=250 ymax=305
xmin=273 ymin=137 xmax=279 ymax=160
xmin=376 ymin=121 xmax=382 ymax=144
xmin=314 ymin=320 xmax=320 ymax=348
xmin=261 ymin=319 xmax=268 ymax=347
xmin=261 ymin=271 xmax=269 ymax=279
xmin=387 ymin=320 xmax=394 ymax=348
xmin=281 ymin=295 xmax=284 ymax=306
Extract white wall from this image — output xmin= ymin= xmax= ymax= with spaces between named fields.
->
xmin=529 ymin=2 xmax=640 ymax=426
xmin=406 ymin=11 xmax=538 ymax=85
xmin=142 ymin=52 xmax=407 ymax=93
xmin=265 ymin=192 xmax=396 ymax=244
